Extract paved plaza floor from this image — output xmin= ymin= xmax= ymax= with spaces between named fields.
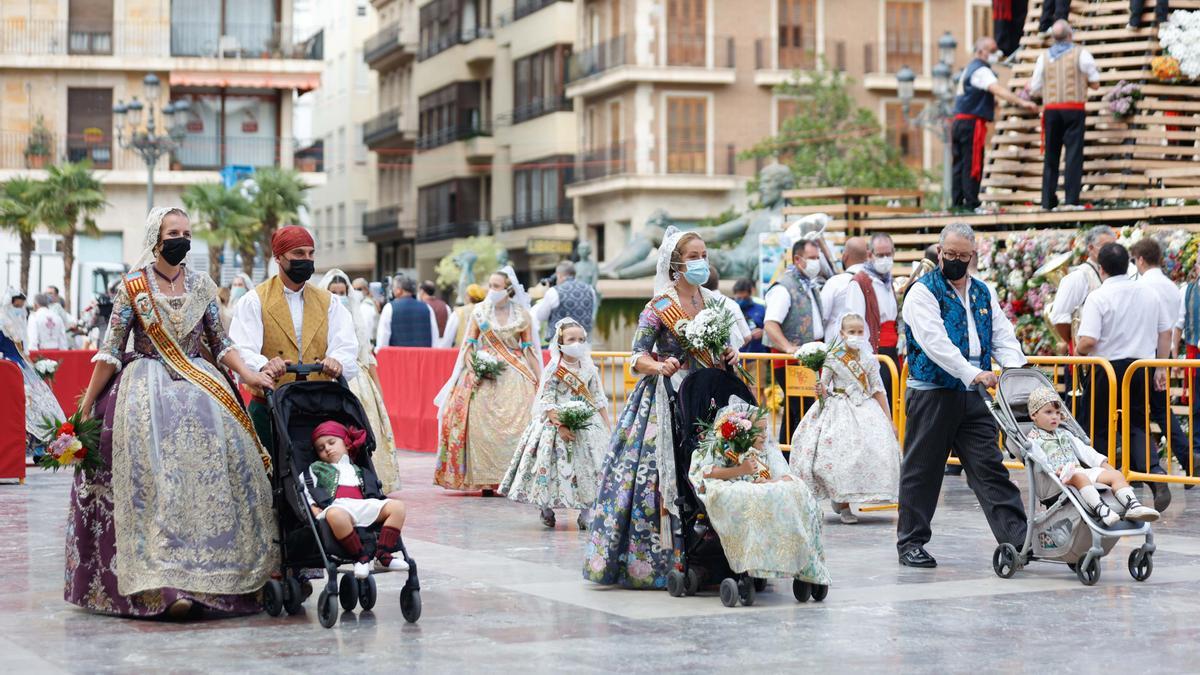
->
xmin=5 ymin=451 xmax=1200 ymax=673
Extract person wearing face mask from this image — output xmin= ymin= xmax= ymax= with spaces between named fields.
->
xmin=897 ymin=223 xmax=1028 ymax=569
xmin=763 ymin=238 xmax=825 ymax=443
xmin=791 ymin=313 xmax=899 ymax=524
xmin=229 ymin=225 xmax=360 ymax=448
xmin=703 ymin=266 xmax=752 ymax=348
xmin=375 ymin=275 xmax=439 ymax=349
xmin=845 ymin=233 xmax=901 ymax=404
xmin=951 ymin=37 xmax=1039 ymax=212
xmin=732 ymin=278 xmax=767 ymax=353
xmin=3 ymin=289 xmax=28 ymax=347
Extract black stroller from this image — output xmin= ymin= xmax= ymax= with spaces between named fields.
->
xmin=261 ymin=364 xmax=421 ymax=628
xmin=666 ymin=367 xmax=829 ymax=607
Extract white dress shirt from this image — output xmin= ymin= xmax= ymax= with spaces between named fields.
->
xmin=1077 ymin=274 xmax=1171 ymax=360
xmin=229 ymin=283 xmax=360 ymax=381
xmin=819 ymin=264 xmax=863 ymax=337
xmin=1048 ymin=264 xmax=1097 ymax=326
xmin=439 ymin=310 xmax=460 ymax=348
xmin=966 ymin=64 xmax=999 ymax=92
xmin=715 ymin=292 xmax=752 ymax=347
xmin=1029 ymin=48 xmax=1101 ymax=95
xmin=26 ymin=307 xmax=70 ymax=350
xmin=374 ymin=297 xmax=440 ymax=350
xmin=902 ymin=280 xmax=1027 ymax=388
xmin=843 ymin=271 xmax=899 ymax=343
xmin=1140 ymin=268 xmax=1181 ymax=341
xmin=357 ymin=297 xmax=379 ymax=345
xmin=765 ymin=276 xmax=824 ymax=341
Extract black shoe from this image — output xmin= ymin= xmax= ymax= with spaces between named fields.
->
xmin=944 ymin=465 xmax=963 ymax=476
xmin=898 ymin=546 xmax=938 ymax=568
xmin=482 ymin=489 xmax=496 ymax=497
xmin=1149 ymin=482 xmax=1172 ymax=512
xmin=540 ymin=507 xmax=556 ymax=528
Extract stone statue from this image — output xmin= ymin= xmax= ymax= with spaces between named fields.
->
xmin=496 ymin=248 xmax=510 ymax=269
xmin=575 ymin=240 xmax=601 ymax=323
xmin=454 ymin=249 xmax=478 ymax=305
xmin=600 ymin=209 xmax=672 ymax=279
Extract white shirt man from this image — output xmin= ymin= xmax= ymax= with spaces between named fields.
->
xmin=818 ymin=262 xmax=862 ymax=338
xmin=1028 ymin=46 xmax=1101 ymax=96
xmin=844 ymin=269 xmax=899 ymax=346
xmin=229 ymin=284 xmax=361 ymax=381
xmin=374 ymin=290 xmax=440 ymax=350
xmin=26 ymin=304 xmax=70 ymax=351
xmin=1078 ymin=274 xmax=1171 ymax=361
xmin=765 ymin=278 xmax=824 ymax=341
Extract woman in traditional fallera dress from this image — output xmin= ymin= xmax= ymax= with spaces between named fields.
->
xmin=434 ymin=266 xmax=542 ymax=494
xmin=319 ymin=269 xmax=402 ymax=493
xmin=1 ymin=289 xmax=64 ymax=456
xmin=583 ymin=227 xmax=741 ymax=589
xmin=790 ymin=313 xmax=900 ymax=524
xmin=67 ymin=208 xmax=277 ymax=619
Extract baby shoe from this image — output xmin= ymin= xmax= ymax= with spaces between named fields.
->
xmin=374 ymin=556 xmax=410 ymax=572
xmin=1123 ymin=504 xmax=1160 ymax=523
xmin=1095 ymin=504 xmax=1120 ymax=528
xmin=353 ymin=561 xmax=371 ymax=579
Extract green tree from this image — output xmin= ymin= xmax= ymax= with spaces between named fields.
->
xmin=248 ymin=167 xmax=311 ymax=263
xmin=434 ymin=236 xmax=506 ymax=292
xmin=740 ymin=68 xmax=921 ymax=191
xmin=182 ymin=182 xmax=260 ymax=281
xmin=34 ymin=161 xmax=107 ymax=309
xmin=0 ymin=177 xmax=42 ymax=294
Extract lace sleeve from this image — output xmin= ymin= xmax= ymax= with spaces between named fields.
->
xmin=202 ymin=299 xmax=235 ymax=361
xmin=865 ymin=353 xmax=885 ymax=396
xmin=93 ymin=282 xmax=133 ymax=370
xmin=628 ymin=306 xmax=661 ymax=376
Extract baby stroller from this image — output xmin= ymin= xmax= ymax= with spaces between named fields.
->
xmin=262 ymin=364 xmax=422 ymax=628
xmin=984 ymin=368 xmax=1154 ymax=586
xmin=666 ymin=367 xmax=829 ymax=607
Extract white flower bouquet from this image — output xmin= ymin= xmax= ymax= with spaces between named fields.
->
xmin=794 ymin=340 xmax=839 ymax=410
xmin=1160 ymin=10 xmax=1200 ymax=80
xmin=675 ymin=301 xmax=755 ymax=383
xmin=33 ymin=358 xmax=60 ymax=384
xmin=557 ymin=400 xmax=596 ymax=432
xmin=470 ymin=351 xmax=506 ymax=381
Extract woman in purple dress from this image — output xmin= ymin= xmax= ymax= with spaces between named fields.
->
xmin=66 ymin=207 xmax=277 ymax=619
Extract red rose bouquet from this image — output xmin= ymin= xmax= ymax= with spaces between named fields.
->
xmin=37 ymin=410 xmax=103 ymax=475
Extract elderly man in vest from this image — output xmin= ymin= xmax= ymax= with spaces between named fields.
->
xmin=532 ymin=260 xmax=597 ymax=336
xmin=952 ymin=37 xmax=1039 ymax=212
xmin=764 ymin=238 xmax=825 ymax=444
xmin=229 ymin=226 xmax=360 ymax=446
xmin=897 ymin=223 xmax=1028 ymax=568
xmin=845 ymin=233 xmax=900 ymax=404
xmin=376 ymin=275 xmax=439 ymax=348
xmin=1031 ymin=20 xmax=1101 ymax=211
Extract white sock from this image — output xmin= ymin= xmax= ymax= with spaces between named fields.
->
xmin=1078 ymin=485 xmax=1103 ymax=510
xmin=1116 ymin=486 xmax=1139 ymax=508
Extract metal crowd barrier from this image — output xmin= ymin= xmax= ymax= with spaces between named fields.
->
xmin=1121 ymin=359 xmax=1200 ymax=487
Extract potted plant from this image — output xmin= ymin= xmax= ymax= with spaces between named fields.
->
xmin=24 ymin=115 xmax=53 ymax=169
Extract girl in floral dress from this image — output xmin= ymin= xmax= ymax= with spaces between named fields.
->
xmin=583 ymin=227 xmax=741 ymax=589
xmin=790 ymin=313 xmax=900 ymax=524
xmin=500 ymin=318 xmax=611 ymax=529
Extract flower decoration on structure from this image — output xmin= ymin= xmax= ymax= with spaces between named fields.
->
xmin=1159 ymin=11 xmax=1200 ymax=80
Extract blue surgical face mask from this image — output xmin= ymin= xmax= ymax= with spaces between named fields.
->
xmin=681 ymin=259 xmax=709 ymax=285
xmin=229 ymin=286 xmax=247 ymax=302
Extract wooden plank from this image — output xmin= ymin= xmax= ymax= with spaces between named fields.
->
xmin=781 ymin=203 xmax=924 ymax=216
xmin=781 ymin=187 xmax=923 ymax=200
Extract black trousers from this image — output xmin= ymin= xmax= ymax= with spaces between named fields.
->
xmin=1148 ymin=376 xmax=1200 ymax=474
xmin=1041 ymin=108 xmax=1086 ymax=209
xmin=951 ymin=118 xmax=983 ymax=209
xmin=878 ymin=345 xmax=900 ymax=411
xmin=1129 ymin=0 xmax=1169 ymax=28
xmin=897 ymin=389 xmax=1027 ymax=552
xmin=1039 ymin=0 xmax=1071 ymax=31
xmin=994 ymin=0 xmax=1029 ymax=55
xmin=776 ymin=365 xmax=805 ymax=446
xmin=1082 ymin=358 xmax=1162 ymax=474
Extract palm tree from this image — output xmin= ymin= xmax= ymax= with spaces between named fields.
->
xmin=34 ymin=161 xmax=106 ymax=309
xmin=0 ymin=177 xmax=41 ymax=294
xmin=248 ymin=167 xmax=311 ymax=261
xmin=182 ymin=182 xmax=260 ymax=282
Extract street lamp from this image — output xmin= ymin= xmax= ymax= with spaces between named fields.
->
xmin=114 ymin=73 xmax=190 ymax=213
xmin=897 ymin=31 xmax=959 ymax=207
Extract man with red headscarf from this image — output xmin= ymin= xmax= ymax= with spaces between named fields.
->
xmin=229 ymin=226 xmax=360 ymax=445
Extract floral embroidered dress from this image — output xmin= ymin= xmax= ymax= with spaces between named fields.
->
xmin=65 ymin=267 xmax=276 ymax=617
xmin=0 ymin=318 xmax=64 ymax=452
xmin=435 ymin=300 xmax=538 ymax=490
xmin=789 ymin=346 xmax=899 ymax=504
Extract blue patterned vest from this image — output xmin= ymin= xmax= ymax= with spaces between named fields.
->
xmin=1185 ymin=281 xmax=1200 ymax=348
xmin=905 ymin=270 xmax=993 ymax=391
xmin=548 ymin=278 xmax=595 ymax=333
xmin=388 ymin=296 xmax=432 ymax=347
xmin=762 ymin=266 xmax=819 ymax=350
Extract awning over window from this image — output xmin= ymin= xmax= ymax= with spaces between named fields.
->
xmin=169 ymin=71 xmax=320 ymax=92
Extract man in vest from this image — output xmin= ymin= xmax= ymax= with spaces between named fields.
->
xmin=952 ymin=37 xmax=1039 ymax=212
xmin=818 ymin=237 xmax=869 ymax=339
xmin=229 ymin=226 xmax=361 ymax=446
xmin=845 ymin=233 xmax=900 ymax=404
xmin=532 ymin=260 xmax=597 ymax=336
xmin=375 ymin=275 xmax=439 ymax=348
xmin=419 ymin=280 xmax=450 ymax=339
xmin=764 ymin=238 xmax=825 ymax=443
xmin=1030 ymin=20 xmax=1101 ymax=211
xmin=897 ymin=223 xmax=1028 ymax=568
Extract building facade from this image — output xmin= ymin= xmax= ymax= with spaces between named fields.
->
xmin=0 ymin=0 xmax=326 ymax=294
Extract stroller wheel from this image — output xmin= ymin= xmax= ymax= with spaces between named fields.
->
xmin=792 ymin=579 xmax=811 ymax=603
xmin=753 ymin=578 xmax=767 ymax=593
xmin=317 ymin=590 xmax=338 ymax=628
xmin=684 ymin=568 xmax=701 ymax=596
xmin=737 ymin=578 xmax=756 ymax=606
xmin=283 ymin=576 xmax=304 ymax=615
xmin=359 ymin=574 xmax=378 ymax=610
xmin=400 ymin=587 xmax=422 ymax=623
xmin=667 ymin=569 xmax=685 ymax=598
xmin=1128 ymin=548 xmax=1154 ymax=582
xmin=719 ymin=578 xmax=739 ymax=607
xmin=992 ymin=543 xmax=1019 ymax=579
xmin=811 ymin=583 xmax=829 ymax=602
xmin=264 ymin=579 xmax=284 ymax=617
xmin=1076 ymin=556 xmax=1101 ymax=586
xmin=339 ymin=573 xmax=359 ymax=612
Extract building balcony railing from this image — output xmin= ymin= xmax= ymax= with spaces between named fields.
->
xmin=416 ymin=121 xmax=492 ymax=151
xmin=570 ymin=141 xmax=741 ymax=185
xmin=363 ymin=22 xmax=415 ymax=68
xmin=417 ymin=24 xmax=492 ymax=61
xmin=510 ymin=96 xmax=572 ymax=125
xmin=362 ymin=205 xmax=416 ymax=240
xmin=496 ymin=204 xmax=575 ymax=232
xmin=573 ymin=142 xmax=633 ymax=182
xmin=0 ymin=18 xmax=323 ymax=60
xmin=498 ymin=0 xmax=571 ymax=25
xmin=363 ymin=108 xmax=417 ymax=149
xmin=567 ymin=34 xmax=734 ymax=83
xmin=416 ymin=220 xmax=490 ymax=243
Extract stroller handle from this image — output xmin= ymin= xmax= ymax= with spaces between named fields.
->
xmin=973 ymin=382 xmax=994 ymax=403
xmin=261 ymin=363 xmax=350 ymax=405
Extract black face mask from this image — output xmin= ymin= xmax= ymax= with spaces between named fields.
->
xmin=283 ymin=258 xmax=315 ymax=284
xmin=941 ymin=257 xmax=969 ymax=282
xmin=159 ymin=237 xmax=191 ymax=266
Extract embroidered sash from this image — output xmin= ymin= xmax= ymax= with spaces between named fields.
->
xmin=478 ymin=322 xmax=537 ymax=385
xmin=836 ymin=348 xmax=870 ymax=392
xmin=123 ymin=271 xmax=272 ymax=473
xmin=650 ymin=294 xmax=717 ymax=368
xmin=555 ymin=364 xmax=591 ymax=399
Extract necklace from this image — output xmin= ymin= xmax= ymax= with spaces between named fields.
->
xmin=153 ymin=266 xmax=183 ymax=294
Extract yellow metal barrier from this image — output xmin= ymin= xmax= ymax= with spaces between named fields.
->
xmin=1121 ymin=359 xmax=1200 ymax=486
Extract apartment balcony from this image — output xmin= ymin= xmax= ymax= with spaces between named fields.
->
xmin=364 ymin=22 xmax=416 ymax=72
xmin=860 ymin=41 xmax=931 ymax=91
xmin=363 ymin=109 xmax=418 ymax=150
xmin=495 ymin=205 xmax=575 ymax=232
xmin=418 ymin=25 xmax=494 ymax=63
xmin=416 ymin=120 xmax=492 ymax=152
xmin=416 ymin=220 xmax=490 ymax=243
xmin=751 ymin=38 xmax=850 ymax=87
xmin=362 ymin=205 xmax=416 ymax=241
xmin=565 ymin=141 xmax=743 ymax=199
xmin=566 ymin=34 xmax=735 ymax=99
xmin=497 ymin=0 xmax=572 ymax=25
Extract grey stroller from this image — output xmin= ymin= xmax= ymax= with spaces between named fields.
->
xmin=983 ymin=368 xmax=1155 ymax=586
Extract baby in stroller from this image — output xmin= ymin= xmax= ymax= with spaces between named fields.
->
xmin=306 ymin=420 xmax=410 ymax=579
xmin=1026 ymin=387 xmax=1159 ymax=526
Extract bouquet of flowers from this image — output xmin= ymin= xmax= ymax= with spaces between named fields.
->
xmin=675 ymin=301 xmax=755 ymax=384
xmin=698 ymin=405 xmax=770 ymax=480
xmin=1151 ymin=54 xmax=1183 ymax=82
xmin=37 ymin=411 xmax=103 ymax=474
xmin=33 ymin=358 xmax=59 ymax=385
xmin=1160 ymin=11 xmax=1200 ymax=80
xmin=795 ymin=340 xmax=838 ymax=410
xmin=470 ymin=351 xmax=506 ymax=381
xmin=557 ymin=400 xmax=596 ymax=432
xmin=1101 ymin=81 xmax=1142 ymax=119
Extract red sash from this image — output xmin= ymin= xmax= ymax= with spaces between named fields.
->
xmin=954 ymin=113 xmax=989 ymax=180
xmin=878 ymin=321 xmax=898 ymax=349
xmin=1040 ymin=102 xmax=1086 ymax=153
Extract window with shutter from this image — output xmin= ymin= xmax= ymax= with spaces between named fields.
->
xmin=67 ymin=88 xmax=113 ymax=168
xmin=667 ymin=0 xmax=705 ymax=66
xmin=667 ymin=96 xmax=707 ymax=174
xmin=885 ymin=1 xmax=923 ymax=73
xmin=778 ymin=0 xmax=816 ymax=70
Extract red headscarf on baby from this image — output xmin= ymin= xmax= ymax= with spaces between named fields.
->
xmin=312 ymin=421 xmax=367 ymax=456
xmin=271 ymin=226 xmax=314 ymax=258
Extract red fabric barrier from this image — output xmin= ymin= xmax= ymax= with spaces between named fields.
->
xmin=375 ymin=347 xmax=460 ymax=453
xmin=28 ymin=350 xmax=96 ymax=417
xmin=0 ymin=361 xmax=27 ymax=481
